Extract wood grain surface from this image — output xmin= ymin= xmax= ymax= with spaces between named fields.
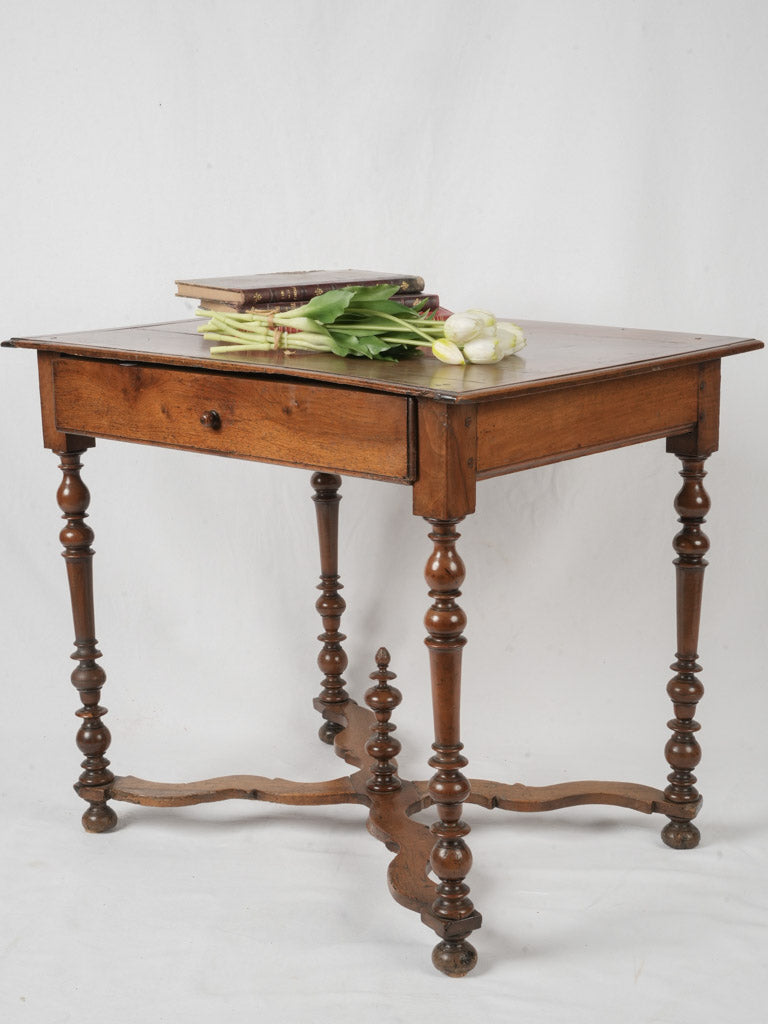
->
xmin=5 ymin=318 xmax=761 ymax=402
xmin=50 ymin=356 xmax=411 ymax=481
xmin=477 ymin=363 xmax=700 ymax=474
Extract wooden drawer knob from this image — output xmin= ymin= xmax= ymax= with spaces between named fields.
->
xmin=200 ymin=409 xmax=222 ymax=430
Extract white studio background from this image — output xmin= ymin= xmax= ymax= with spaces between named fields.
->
xmin=1 ymin=2 xmax=766 ymax=1022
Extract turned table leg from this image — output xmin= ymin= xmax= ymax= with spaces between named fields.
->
xmin=56 ymin=449 xmax=117 ymax=833
xmin=423 ymin=518 xmax=481 ymax=976
xmin=662 ymin=455 xmax=709 ymax=849
xmin=311 ymin=472 xmax=349 ymax=744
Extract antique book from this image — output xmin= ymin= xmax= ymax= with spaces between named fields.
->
xmin=176 ymin=270 xmax=426 ymax=306
xmin=198 ymin=292 xmax=441 ymax=314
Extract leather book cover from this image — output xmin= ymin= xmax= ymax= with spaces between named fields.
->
xmin=198 ymin=293 xmax=441 ymax=314
xmin=176 ymin=269 xmax=426 ymax=305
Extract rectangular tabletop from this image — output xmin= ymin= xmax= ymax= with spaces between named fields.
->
xmin=6 ymin=317 xmax=762 ymax=519
xmin=5 ymin=318 xmax=761 ymax=402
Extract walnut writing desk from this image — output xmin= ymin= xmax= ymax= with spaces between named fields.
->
xmin=4 ymin=318 xmax=762 ymax=976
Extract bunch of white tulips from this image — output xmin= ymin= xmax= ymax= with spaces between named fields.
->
xmin=199 ymin=284 xmax=526 ymax=368
xmin=432 ymin=309 xmax=526 ymax=365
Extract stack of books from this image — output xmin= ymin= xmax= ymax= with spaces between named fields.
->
xmin=175 ymin=269 xmax=449 ymax=316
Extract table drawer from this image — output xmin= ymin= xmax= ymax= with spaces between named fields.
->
xmin=51 ymin=357 xmax=412 ymax=481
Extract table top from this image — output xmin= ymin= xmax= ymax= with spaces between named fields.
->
xmin=6 ymin=318 xmax=762 ymax=403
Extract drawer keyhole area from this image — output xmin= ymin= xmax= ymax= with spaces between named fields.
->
xmin=200 ymin=409 xmax=222 ymax=430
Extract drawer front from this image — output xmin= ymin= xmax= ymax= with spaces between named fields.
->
xmin=52 ymin=358 xmax=412 ymax=481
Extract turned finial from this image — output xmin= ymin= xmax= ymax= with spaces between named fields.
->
xmin=375 ymin=647 xmax=390 ymax=669
xmin=365 ymin=646 xmax=402 ymax=793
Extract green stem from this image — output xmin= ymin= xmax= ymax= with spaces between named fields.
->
xmin=329 ymin=322 xmax=443 ymax=335
xmin=356 ymin=310 xmax=442 ymax=343
xmin=273 ymin=314 xmax=332 ymax=337
xmin=378 ymin=336 xmax=432 ymax=347
xmin=207 ymin=328 xmax=333 ymax=351
xmin=204 ymin=322 xmax=272 ymax=344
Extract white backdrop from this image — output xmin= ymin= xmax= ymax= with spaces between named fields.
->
xmin=2 ymin=2 xmax=766 ymax=1022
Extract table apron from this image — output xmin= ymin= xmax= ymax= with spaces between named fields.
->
xmin=476 ymin=364 xmax=701 ymax=475
xmin=48 ymin=356 xmax=414 ymax=482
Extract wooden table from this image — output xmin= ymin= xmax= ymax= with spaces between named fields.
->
xmin=4 ymin=317 xmax=762 ymax=976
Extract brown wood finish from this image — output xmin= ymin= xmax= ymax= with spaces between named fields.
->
xmin=464 ymin=778 xmax=698 ymax=817
xmin=50 ymin=356 xmax=411 ymax=481
xmin=310 ymin=472 xmax=349 ymax=743
xmin=364 ymin=647 xmax=402 ymax=793
xmin=412 ymin=403 xmax=477 ymax=519
xmin=56 ymin=449 xmax=117 ymax=833
xmin=667 ymin=360 xmax=721 ymax=458
xmin=112 ymin=773 xmax=364 ymax=807
xmin=660 ymin=455 xmax=710 ymax=848
xmin=422 ymin=519 xmax=481 ymax=976
xmin=5 ymin=313 xmax=762 ymax=976
xmin=7 ymin=319 xmax=760 ymax=403
xmin=104 ymin=697 xmax=697 ymax=942
xmin=659 ymin=364 xmax=719 ymax=847
xmin=37 ymin=353 xmax=95 ymax=453
xmin=477 ymin=364 xmax=699 ymax=475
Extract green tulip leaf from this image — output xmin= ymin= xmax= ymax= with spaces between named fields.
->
xmin=293 ymin=288 xmax=356 ymax=323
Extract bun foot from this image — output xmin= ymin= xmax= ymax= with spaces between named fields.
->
xmin=432 ymin=939 xmax=478 ymax=977
xmin=82 ymin=803 xmax=118 ymax=833
xmin=318 ymin=720 xmax=343 ymax=745
xmin=662 ymin=819 xmax=700 ymax=849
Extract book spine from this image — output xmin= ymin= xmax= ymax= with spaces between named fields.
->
xmin=200 ymin=293 xmax=440 ymax=313
xmin=392 ymin=293 xmax=439 ymax=310
xmin=238 ymin=276 xmax=425 ymax=304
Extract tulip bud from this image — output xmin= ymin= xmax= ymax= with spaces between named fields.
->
xmin=465 ymin=308 xmax=496 ymax=328
xmin=496 ymin=321 xmax=526 ymax=356
xmin=444 ymin=312 xmax=482 ymax=346
xmin=432 ymin=338 xmax=466 ymax=364
xmin=463 ymin=335 xmax=503 ymax=364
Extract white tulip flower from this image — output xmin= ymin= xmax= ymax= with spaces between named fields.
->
xmin=432 ymin=338 xmax=466 ymax=364
xmin=434 ymin=311 xmax=527 ymax=365
xmin=465 ymin=308 xmax=496 ymax=328
xmin=496 ymin=320 xmax=527 ymax=356
xmin=463 ymin=335 xmax=504 ymax=364
xmin=444 ymin=312 xmax=483 ymax=347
